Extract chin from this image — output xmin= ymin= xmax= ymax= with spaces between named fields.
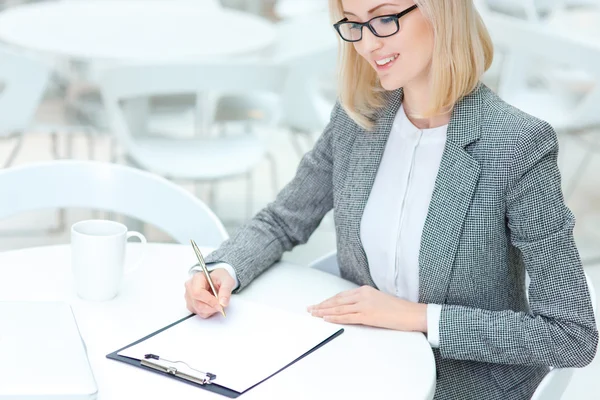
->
xmin=379 ymin=75 xmax=404 ymax=91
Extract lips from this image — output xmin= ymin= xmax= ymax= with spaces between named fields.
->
xmin=375 ymin=54 xmax=399 ymax=66
xmin=373 ymin=53 xmax=399 ymax=71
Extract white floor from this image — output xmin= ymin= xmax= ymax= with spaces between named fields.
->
xmin=1 ymin=96 xmax=599 ymax=398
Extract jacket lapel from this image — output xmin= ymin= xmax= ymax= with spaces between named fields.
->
xmin=341 ymin=84 xmax=483 ymax=298
xmin=418 ymin=86 xmax=483 ymax=305
xmin=340 ymin=89 xmax=403 ymax=287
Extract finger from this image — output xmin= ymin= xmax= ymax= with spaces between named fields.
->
xmin=191 ymin=287 xmax=221 ymax=309
xmin=185 ymin=292 xmax=195 ymax=314
xmin=309 ymin=292 xmax=358 ymax=311
xmin=323 ymin=313 xmax=362 ymax=325
xmin=189 ymin=273 xmax=209 ymax=297
xmin=311 ymin=304 xmax=358 ymax=318
xmin=193 ymin=299 xmax=219 ymax=318
xmin=211 ymin=271 xmax=235 ymax=307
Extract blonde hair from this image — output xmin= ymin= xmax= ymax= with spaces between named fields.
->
xmin=329 ymin=0 xmax=494 ymax=130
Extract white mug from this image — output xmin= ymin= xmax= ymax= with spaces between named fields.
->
xmin=71 ymin=219 xmax=147 ymax=301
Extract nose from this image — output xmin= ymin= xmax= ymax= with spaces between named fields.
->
xmin=356 ymin=26 xmax=383 ymax=55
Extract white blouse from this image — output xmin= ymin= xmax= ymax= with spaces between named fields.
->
xmin=360 ymin=105 xmax=447 ymax=347
xmin=199 ymin=105 xmax=448 ymax=347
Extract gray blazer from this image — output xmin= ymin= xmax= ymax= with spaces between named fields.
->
xmin=205 ymin=83 xmax=598 ymax=399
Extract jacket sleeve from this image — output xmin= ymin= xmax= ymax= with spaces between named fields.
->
xmin=203 ymin=103 xmax=340 ymax=291
xmin=438 ymin=121 xmax=598 ymax=367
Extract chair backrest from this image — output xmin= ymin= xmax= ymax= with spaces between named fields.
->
xmin=483 ymin=0 xmax=582 ymax=21
xmin=483 ymin=11 xmax=600 ymax=128
xmin=59 ymin=0 xmax=222 ymax=9
xmin=274 ymin=0 xmax=328 ymax=19
xmin=308 ymin=250 xmax=340 ymax=277
xmin=0 ymin=48 xmax=50 ymax=136
xmin=0 ymin=160 xmax=228 ymax=247
xmin=99 ymin=61 xmax=288 ymax=149
xmin=282 ymin=47 xmax=337 ymax=133
xmin=274 ymin=12 xmax=338 ymax=133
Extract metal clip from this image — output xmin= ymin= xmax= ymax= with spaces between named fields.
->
xmin=141 ymin=354 xmax=216 ymax=385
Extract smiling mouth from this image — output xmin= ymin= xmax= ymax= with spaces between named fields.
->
xmin=374 ymin=54 xmax=399 ymax=72
xmin=375 ymin=54 xmax=399 ymax=66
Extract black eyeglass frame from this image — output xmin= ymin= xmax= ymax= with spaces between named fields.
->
xmin=333 ymin=4 xmax=419 ymax=43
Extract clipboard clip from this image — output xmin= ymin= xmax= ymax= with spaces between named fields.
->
xmin=141 ymin=354 xmax=216 ymax=385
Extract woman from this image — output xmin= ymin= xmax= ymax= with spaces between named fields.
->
xmin=184 ymin=0 xmax=598 ymax=398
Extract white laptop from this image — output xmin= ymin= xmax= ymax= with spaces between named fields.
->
xmin=0 ymin=302 xmax=98 ymax=400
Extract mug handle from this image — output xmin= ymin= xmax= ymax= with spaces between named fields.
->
xmin=124 ymin=231 xmax=147 ymax=275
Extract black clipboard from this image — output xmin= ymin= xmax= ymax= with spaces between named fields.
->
xmin=106 ymin=314 xmax=344 ymax=398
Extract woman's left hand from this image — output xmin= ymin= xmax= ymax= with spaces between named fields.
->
xmin=307 ymin=285 xmax=428 ymax=332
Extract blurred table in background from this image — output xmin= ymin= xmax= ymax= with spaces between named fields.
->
xmin=0 ymin=0 xmax=275 ymax=62
xmin=547 ymin=8 xmax=600 ymax=40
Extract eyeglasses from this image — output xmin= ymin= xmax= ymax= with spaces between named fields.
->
xmin=333 ymin=4 xmax=418 ymax=43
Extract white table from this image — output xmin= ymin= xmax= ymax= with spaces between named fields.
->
xmin=547 ymin=8 xmax=600 ymax=41
xmin=0 ymin=1 xmax=276 ymax=61
xmin=0 ymin=243 xmax=436 ymax=400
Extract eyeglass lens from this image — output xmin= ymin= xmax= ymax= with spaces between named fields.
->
xmin=338 ymin=15 xmax=400 ymax=41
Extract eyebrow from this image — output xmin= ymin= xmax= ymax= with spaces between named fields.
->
xmin=343 ymin=3 xmax=398 ymax=17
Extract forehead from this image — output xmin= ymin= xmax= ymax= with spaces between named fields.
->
xmin=340 ymin=0 xmax=414 ymax=15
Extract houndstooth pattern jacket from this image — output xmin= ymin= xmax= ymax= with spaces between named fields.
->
xmin=205 ymin=83 xmax=598 ymax=399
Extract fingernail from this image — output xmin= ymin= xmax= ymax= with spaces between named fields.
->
xmin=307 ymin=306 xmax=313 ymax=312
xmin=221 ymin=297 xmax=229 ymax=307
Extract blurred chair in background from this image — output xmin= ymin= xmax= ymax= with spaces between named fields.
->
xmin=478 ymin=0 xmax=599 ymax=107
xmin=0 ymin=160 xmax=228 ymax=247
xmin=484 ymin=11 xmax=600 ymax=200
xmin=268 ymin=11 xmax=338 ymax=156
xmin=0 ymin=0 xmax=33 ymax=11
xmin=0 ymin=48 xmax=49 ymax=168
xmin=280 ymin=46 xmax=337 ymax=156
xmin=485 ymin=0 xmax=599 ymax=21
xmin=273 ymin=0 xmax=327 ymax=20
xmin=99 ymin=62 xmax=287 ymax=219
xmin=0 ymin=46 xmax=108 ymax=236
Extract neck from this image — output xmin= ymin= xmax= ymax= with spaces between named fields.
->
xmin=402 ymin=84 xmax=452 ymax=130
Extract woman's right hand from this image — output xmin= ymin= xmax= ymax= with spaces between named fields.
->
xmin=184 ymin=269 xmax=235 ymax=318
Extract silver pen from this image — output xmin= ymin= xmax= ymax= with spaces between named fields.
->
xmin=190 ymin=239 xmax=226 ymax=317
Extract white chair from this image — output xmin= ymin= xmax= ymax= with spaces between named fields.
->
xmin=274 ymin=0 xmax=327 ymax=20
xmin=483 ymin=11 xmax=600 ymax=198
xmin=272 ymin=12 xmax=338 ymax=156
xmin=485 ymin=0 xmax=597 ymax=21
xmin=281 ymin=46 xmax=337 ymax=156
xmin=99 ymin=62 xmax=288 ymax=218
xmin=0 ymin=48 xmax=50 ymax=168
xmin=213 ymin=12 xmax=337 ymax=158
xmin=477 ymin=0 xmax=598 ymax=122
xmin=0 ymin=0 xmax=31 ymax=11
xmin=0 ymin=160 xmax=228 ymax=247
xmin=0 ymin=46 xmax=104 ymax=167
xmin=308 ymin=250 xmax=340 ymax=277
xmin=60 ymin=0 xmax=221 ymax=6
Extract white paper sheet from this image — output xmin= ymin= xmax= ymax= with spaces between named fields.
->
xmin=118 ymin=298 xmax=342 ymax=393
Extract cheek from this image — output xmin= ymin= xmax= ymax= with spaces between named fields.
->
xmin=352 ymin=43 xmax=369 ymax=60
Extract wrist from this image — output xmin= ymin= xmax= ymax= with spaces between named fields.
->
xmin=412 ymin=302 xmax=428 ymax=333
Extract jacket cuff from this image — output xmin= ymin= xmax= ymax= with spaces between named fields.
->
xmin=189 ymin=262 xmax=240 ymax=291
xmin=427 ymin=304 xmax=442 ymax=348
